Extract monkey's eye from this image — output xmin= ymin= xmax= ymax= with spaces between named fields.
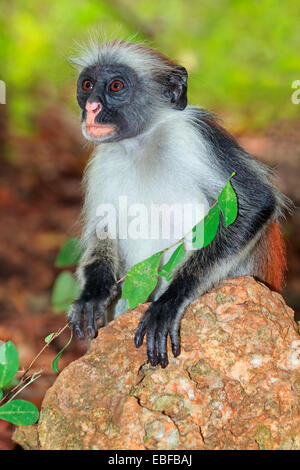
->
xmin=82 ymin=80 xmax=94 ymax=91
xmin=109 ymin=80 xmax=124 ymax=92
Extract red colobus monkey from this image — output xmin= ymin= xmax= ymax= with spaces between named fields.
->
xmin=68 ymin=40 xmax=290 ymax=368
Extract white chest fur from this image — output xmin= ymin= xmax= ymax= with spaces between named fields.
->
xmin=83 ymin=111 xmax=211 ymax=276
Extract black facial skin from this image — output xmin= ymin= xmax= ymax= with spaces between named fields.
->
xmin=77 ymin=62 xmax=188 ymax=142
xmin=77 ymin=64 xmax=151 ymax=142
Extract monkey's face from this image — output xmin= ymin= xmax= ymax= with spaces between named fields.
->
xmin=76 ymin=55 xmax=188 ymax=144
xmin=77 ymin=64 xmax=156 ymax=143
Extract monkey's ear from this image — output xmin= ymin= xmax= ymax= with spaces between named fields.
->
xmin=163 ymin=65 xmax=188 ymax=110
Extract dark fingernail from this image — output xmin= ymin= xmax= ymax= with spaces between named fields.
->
xmin=159 ymin=355 xmax=168 ymax=368
xmin=96 ymin=317 xmax=105 ymax=328
xmin=149 ymin=357 xmax=159 ymax=367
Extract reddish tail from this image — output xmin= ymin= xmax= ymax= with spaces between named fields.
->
xmin=256 ymin=221 xmax=287 ymax=293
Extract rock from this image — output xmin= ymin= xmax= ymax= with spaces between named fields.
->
xmin=15 ymin=276 xmax=300 ymax=450
xmin=13 ymin=425 xmax=39 ymax=450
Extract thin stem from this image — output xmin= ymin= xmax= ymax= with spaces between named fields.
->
xmin=19 ymin=324 xmax=69 ymax=383
xmin=0 ymin=323 xmax=69 ymax=405
xmin=7 ymin=371 xmax=43 ymax=403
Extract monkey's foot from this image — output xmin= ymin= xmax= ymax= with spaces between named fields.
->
xmin=68 ymin=299 xmax=106 ymax=339
xmin=68 ymin=284 xmax=118 ymax=339
xmin=134 ymin=300 xmax=181 ymax=368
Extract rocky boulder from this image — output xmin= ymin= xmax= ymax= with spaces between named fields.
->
xmin=14 ymin=276 xmax=300 ymax=450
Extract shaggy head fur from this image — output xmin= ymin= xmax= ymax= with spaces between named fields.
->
xmin=74 ymin=40 xmax=188 ymax=143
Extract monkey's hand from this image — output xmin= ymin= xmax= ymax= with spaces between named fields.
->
xmin=134 ymin=299 xmax=181 ymax=368
xmin=68 ymin=262 xmax=118 ymax=339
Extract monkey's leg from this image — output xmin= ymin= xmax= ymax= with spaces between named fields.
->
xmin=68 ymin=237 xmax=119 ymax=339
xmin=134 ymin=264 xmax=199 ymax=368
xmin=135 ymin=183 xmax=276 ymax=367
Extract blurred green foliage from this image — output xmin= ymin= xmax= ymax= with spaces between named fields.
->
xmin=0 ymin=0 xmax=299 ymax=134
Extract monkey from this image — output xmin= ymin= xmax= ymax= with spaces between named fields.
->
xmin=67 ymin=39 xmax=291 ymax=368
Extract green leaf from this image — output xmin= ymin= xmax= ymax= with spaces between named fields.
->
xmin=52 ymin=329 xmax=73 ymax=374
xmin=44 ymin=333 xmax=55 ymax=343
xmin=218 ymin=177 xmax=238 ymax=227
xmin=0 ymin=400 xmax=39 ymax=425
xmin=55 ymin=237 xmax=83 ymax=267
xmin=159 ymin=243 xmax=185 ymax=282
xmin=0 ymin=391 xmax=3 ymax=400
xmin=0 ymin=342 xmax=19 ymax=389
xmin=51 ymin=271 xmax=81 ymax=313
xmin=192 ymin=204 xmax=221 ymax=249
xmin=121 ymin=251 xmax=162 ymax=309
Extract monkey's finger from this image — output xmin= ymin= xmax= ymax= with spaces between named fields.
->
xmin=96 ymin=315 xmax=105 ymax=329
xmin=134 ymin=314 xmax=150 ymax=347
xmin=146 ymin=327 xmax=159 ymax=366
xmin=155 ymin=334 xmax=160 ymax=366
xmin=169 ymin=327 xmax=180 ymax=357
xmin=85 ymin=301 xmax=97 ymax=339
xmin=157 ymin=329 xmax=168 ymax=368
xmin=95 ymin=302 xmax=105 ymax=328
xmin=68 ymin=302 xmax=84 ymax=339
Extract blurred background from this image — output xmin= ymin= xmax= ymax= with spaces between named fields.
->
xmin=0 ymin=0 xmax=299 ymax=449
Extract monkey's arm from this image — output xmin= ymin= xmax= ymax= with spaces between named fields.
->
xmin=135 ymin=163 xmax=277 ymax=368
xmin=68 ymin=236 xmax=119 ymax=339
